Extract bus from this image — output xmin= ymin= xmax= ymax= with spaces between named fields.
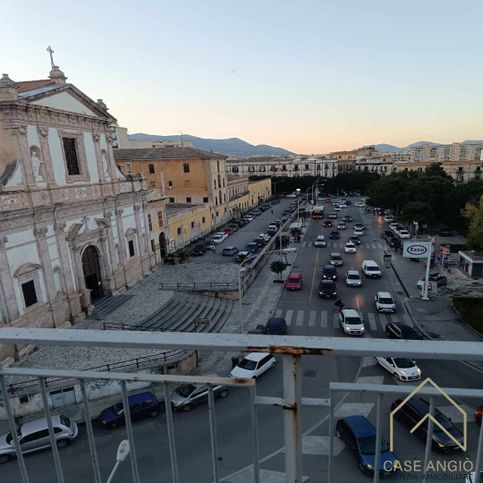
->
xmin=312 ymin=206 xmax=324 ymax=219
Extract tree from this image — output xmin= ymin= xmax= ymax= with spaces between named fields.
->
xmin=462 ymin=195 xmax=483 ymax=249
xmin=270 ymin=260 xmax=288 ymax=281
xmin=400 ymin=201 xmax=435 ymax=226
xmin=424 ymin=163 xmax=451 ymax=178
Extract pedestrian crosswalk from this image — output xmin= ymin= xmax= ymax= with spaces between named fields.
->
xmin=301 ymin=240 xmax=385 ymax=249
xmin=273 ymin=308 xmax=410 ymax=333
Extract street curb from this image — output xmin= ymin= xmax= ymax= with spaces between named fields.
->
xmin=390 ymin=260 xmax=410 ymax=299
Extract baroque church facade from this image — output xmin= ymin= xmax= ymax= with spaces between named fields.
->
xmin=0 ymin=62 xmax=154 ymax=365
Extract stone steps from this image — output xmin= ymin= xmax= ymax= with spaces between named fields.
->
xmin=89 ymin=295 xmax=132 ymax=320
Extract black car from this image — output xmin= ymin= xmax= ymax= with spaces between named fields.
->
xmin=329 ymin=231 xmax=340 ymax=240
xmin=321 ymin=264 xmax=337 ymax=280
xmin=385 ymin=322 xmax=423 ymax=340
xmin=324 ymin=220 xmax=333 ymax=228
xmin=345 ymin=200 xmax=352 ymax=205
xmin=350 ymin=235 xmax=361 ymax=245
xmin=318 ymin=280 xmax=337 ymax=298
xmin=283 ymin=209 xmax=292 ymax=216
xmin=264 ymin=317 xmax=288 ymax=335
xmin=245 ymin=242 xmax=260 ymax=254
xmin=191 ymin=242 xmax=211 ymax=256
xmin=391 ymin=397 xmax=464 ymax=452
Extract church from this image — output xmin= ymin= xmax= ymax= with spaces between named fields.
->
xmin=0 ymin=54 xmax=155 ymax=365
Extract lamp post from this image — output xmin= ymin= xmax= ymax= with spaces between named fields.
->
xmin=296 ymin=188 xmax=301 ymax=226
xmin=106 ymin=439 xmax=130 ymax=483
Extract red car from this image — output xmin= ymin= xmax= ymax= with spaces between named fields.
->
xmin=224 ymin=227 xmax=235 ymax=236
xmin=285 ymin=273 xmax=303 ymax=291
xmin=475 ymin=405 xmax=483 ymax=424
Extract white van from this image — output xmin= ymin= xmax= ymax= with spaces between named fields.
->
xmin=361 ymin=260 xmax=382 ymax=278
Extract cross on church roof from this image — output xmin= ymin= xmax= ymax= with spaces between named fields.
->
xmin=46 ymin=45 xmax=55 ymax=68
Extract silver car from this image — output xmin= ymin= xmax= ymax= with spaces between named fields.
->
xmin=0 ymin=415 xmax=78 ymax=464
xmin=170 ymin=382 xmax=228 ymax=411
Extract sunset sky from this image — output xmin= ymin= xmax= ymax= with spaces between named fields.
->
xmin=2 ymin=0 xmax=483 ymax=153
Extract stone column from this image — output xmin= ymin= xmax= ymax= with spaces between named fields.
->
xmin=34 ymin=227 xmax=57 ymax=303
xmin=54 ymin=222 xmax=76 ymax=295
xmin=106 ymin=134 xmax=119 ymax=180
xmin=104 ymin=213 xmax=118 ymax=271
xmin=72 ymin=245 xmax=92 ymax=313
xmin=0 ymin=237 xmax=19 ymax=322
xmin=99 ymin=234 xmax=112 ymax=295
xmin=115 ymin=208 xmax=128 ymax=287
xmin=92 ymin=133 xmax=108 ymax=181
xmin=15 ymin=126 xmax=36 ymax=200
xmin=133 ymin=204 xmax=145 ymax=255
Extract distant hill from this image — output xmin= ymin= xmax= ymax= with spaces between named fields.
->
xmin=461 ymin=139 xmax=483 ymax=144
xmin=128 ymin=133 xmax=294 ymax=157
xmin=404 ymin=141 xmax=442 ymax=149
xmin=375 ymin=144 xmax=403 ymax=153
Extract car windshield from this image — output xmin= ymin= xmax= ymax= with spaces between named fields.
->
xmin=288 ymin=276 xmax=299 ymax=282
xmin=379 ymin=297 xmax=393 ymax=304
xmin=358 ymin=436 xmax=390 ymax=455
xmin=331 ymin=255 xmax=341 ymax=261
xmin=238 ymin=359 xmax=257 ymax=370
xmin=394 ymin=358 xmax=415 ymax=368
xmin=367 ymin=266 xmax=379 ymax=271
xmin=434 ymin=412 xmax=454 ymax=431
xmin=348 ymin=274 xmax=359 ymax=280
xmin=176 ymin=384 xmax=196 ymax=397
xmin=345 ymin=317 xmax=361 ymax=325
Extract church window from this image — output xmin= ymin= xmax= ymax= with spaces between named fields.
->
xmin=203 ymin=197 xmax=209 ymax=203
xmin=147 ymin=214 xmax=153 ymax=231
xmin=186 ymin=197 xmax=192 ymax=203
xmin=149 ymin=164 xmax=155 ymax=174
xmin=183 ymin=163 xmax=190 ymax=173
xmin=62 ymin=138 xmax=80 ymax=175
xmin=21 ymin=281 xmax=38 ymax=308
xmin=157 ymin=211 xmax=163 ymax=227
xmin=128 ymin=240 xmax=135 ymax=257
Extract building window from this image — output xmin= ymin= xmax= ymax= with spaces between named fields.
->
xmin=169 ymin=197 xmax=175 ymax=202
xmin=202 ymin=216 xmax=206 ymax=223
xmin=128 ymin=240 xmax=135 ymax=257
xmin=177 ymin=227 xmax=182 ymax=235
xmin=168 ymin=181 xmax=173 ymax=189
xmin=282 ymin=165 xmax=287 ymax=171
xmin=186 ymin=197 xmax=192 ymax=203
xmin=150 ymin=239 xmax=155 ymax=252
xmin=191 ymin=221 xmax=195 ymax=228
xmin=149 ymin=164 xmax=155 ymax=174
xmin=214 ymin=179 xmax=217 ymax=189
xmin=215 ymin=196 xmax=218 ymax=205
xmin=248 ymin=166 xmax=255 ymax=172
xmin=148 ymin=214 xmax=153 ymax=231
xmin=157 ymin=211 xmax=163 ymax=227
xmin=294 ymin=165 xmax=299 ymax=171
xmin=232 ymin=166 xmax=239 ymax=173
xmin=203 ymin=197 xmax=209 ymax=203
xmin=183 ymin=163 xmax=190 ymax=173
xmin=217 ymin=161 xmax=220 ymax=172
xmin=62 ymin=137 xmax=80 ymax=175
xmin=21 ymin=280 xmax=38 ymax=308
xmin=259 ymin=166 xmax=265 ymax=172
xmin=150 ymin=181 xmax=155 ymax=188
xmin=305 ymin=164 xmax=309 ymax=170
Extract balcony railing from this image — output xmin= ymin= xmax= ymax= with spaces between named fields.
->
xmin=0 ymin=329 xmax=482 ymax=483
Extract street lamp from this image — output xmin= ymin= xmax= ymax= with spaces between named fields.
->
xmin=106 ymin=439 xmax=130 ymax=483
xmin=296 ymin=188 xmax=301 ymax=226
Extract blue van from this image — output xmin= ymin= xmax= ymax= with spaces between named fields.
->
xmin=336 ymin=415 xmax=397 ymax=477
xmin=98 ymin=391 xmax=162 ymax=428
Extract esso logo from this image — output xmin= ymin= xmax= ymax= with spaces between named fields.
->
xmin=407 ymin=244 xmax=428 ymax=255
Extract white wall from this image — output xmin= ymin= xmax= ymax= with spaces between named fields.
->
xmin=31 ymin=92 xmax=97 ymax=117
xmin=48 ymin=127 xmax=67 ymax=185
xmin=83 ymin=133 xmax=99 ymax=182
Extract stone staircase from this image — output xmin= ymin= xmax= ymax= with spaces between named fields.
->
xmin=89 ymin=295 xmax=133 ymax=320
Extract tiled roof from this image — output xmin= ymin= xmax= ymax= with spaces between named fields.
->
xmin=113 ymin=147 xmax=226 ymax=161
xmin=16 ymin=79 xmax=56 ymax=93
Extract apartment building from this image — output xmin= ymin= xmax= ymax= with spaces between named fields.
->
xmin=354 ymin=154 xmax=395 ymax=175
xmin=394 ymin=160 xmax=483 ymax=183
xmin=409 ymin=143 xmax=483 ymax=163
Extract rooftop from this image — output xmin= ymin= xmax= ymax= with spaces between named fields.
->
xmin=459 ymin=250 xmax=483 ymax=262
xmin=165 ymin=202 xmax=203 ymax=215
xmin=113 ymin=147 xmax=226 ymax=161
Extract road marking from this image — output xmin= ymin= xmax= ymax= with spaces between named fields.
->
xmin=335 ymin=402 xmax=375 ymax=418
xmin=333 ymin=313 xmax=339 ymax=328
xmin=356 ymin=375 xmax=385 ymax=385
xmin=320 ymin=311 xmax=328 ymax=328
xmin=379 ymin=313 xmax=388 ymax=327
xmin=308 ymin=310 xmax=316 ymax=327
xmin=274 ymin=309 xmax=282 ymax=318
xmin=285 ymin=309 xmax=293 ymax=326
xmin=225 ymin=468 xmax=309 ymax=483
xmin=367 ymin=312 xmax=377 ymax=331
xmin=296 ymin=310 xmax=304 ymax=326
xmin=302 ymin=435 xmax=345 ymax=456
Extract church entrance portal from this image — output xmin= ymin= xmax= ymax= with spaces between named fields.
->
xmin=82 ymin=245 xmax=104 ymax=301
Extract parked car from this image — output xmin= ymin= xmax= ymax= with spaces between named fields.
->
xmin=374 ymin=291 xmax=396 ymax=313
xmin=339 ymin=309 xmax=365 ymax=336
xmin=223 ymin=227 xmax=235 ymax=236
xmin=230 ymin=353 xmax=276 ymax=379
xmin=397 ymin=229 xmax=411 ymax=239
xmin=321 ymin=264 xmax=337 ymax=280
xmin=253 ymin=238 xmax=266 ymax=248
xmin=222 ymin=246 xmax=239 ymax=256
xmin=212 ymin=232 xmax=228 ymax=244
xmin=336 ymin=416 xmax=396 ymax=476
xmin=391 ymin=397 xmax=464 ymax=451
xmin=329 ymin=231 xmax=340 ymax=240
xmin=227 ymin=223 xmax=240 ymax=231
xmin=243 ymin=214 xmax=255 ymax=222
xmin=264 ymin=317 xmax=288 ymax=335
xmin=344 ymin=242 xmax=357 ymax=254
xmin=285 ymin=193 xmax=297 ymax=198
xmin=330 ymin=252 xmax=343 ymax=266
xmin=361 ymin=260 xmax=382 ymax=278
xmin=234 ymin=250 xmax=250 ymax=263
xmin=345 ymin=270 xmax=362 ymax=287
xmin=375 ymin=357 xmax=421 ymax=381
xmin=0 ymin=415 xmax=78 ymax=463
xmin=350 ymin=235 xmax=361 ymax=245
xmin=285 ymin=272 xmax=303 ymax=290
xmin=191 ymin=242 xmax=211 ymax=256
xmin=267 ymin=224 xmax=279 ymax=236
xmin=323 ymin=220 xmax=333 ymax=227
xmin=313 ymin=235 xmax=327 ymax=247
xmin=474 ymin=405 xmax=483 ymax=424
xmin=99 ymin=392 xmax=162 ymax=428
xmin=318 ymin=280 xmax=337 ymax=298
xmin=170 ymin=383 xmax=228 ymax=412
xmin=384 ymin=215 xmax=395 ymax=222
xmin=251 ymin=209 xmax=262 ymax=216
xmin=385 ymin=322 xmax=423 ymax=340
xmin=245 ymin=242 xmax=260 ymax=254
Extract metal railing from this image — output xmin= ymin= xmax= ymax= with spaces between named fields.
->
xmin=156 ymin=282 xmax=239 ymax=292
xmin=0 ymin=329 xmax=481 ymax=483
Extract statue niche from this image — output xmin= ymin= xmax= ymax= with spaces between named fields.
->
xmin=30 ymin=146 xmax=45 ymax=182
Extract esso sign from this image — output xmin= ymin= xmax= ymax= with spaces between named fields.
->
xmin=407 ymin=245 xmax=428 ymax=255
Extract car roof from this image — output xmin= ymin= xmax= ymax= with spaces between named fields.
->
xmin=21 ymin=415 xmax=62 ymax=434
xmin=347 ymin=270 xmax=360 ymax=276
xmin=288 ymin=272 xmax=302 ymax=278
xmin=128 ymin=391 xmax=157 ymax=404
xmin=377 ymin=291 xmax=392 ymax=298
xmin=244 ymin=352 xmax=271 ymax=362
xmin=323 ymin=264 xmax=336 ymax=270
xmin=343 ymin=415 xmax=375 ymax=438
xmin=316 ymin=235 xmax=325 ymax=239
xmin=345 ymin=242 xmax=355 ymax=245
xmin=342 ymin=308 xmax=360 ymax=317
xmin=330 ymin=252 xmax=341 ymax=256
xmin=268 ymin=317 xmax=286 ymax=325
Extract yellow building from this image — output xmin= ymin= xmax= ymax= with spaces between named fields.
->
xmin=394 ymin=160 xmax=483 ymax=183
xmin=248 ymin=177 xmax=272 ymax=206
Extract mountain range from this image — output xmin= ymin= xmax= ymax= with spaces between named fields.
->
xmin=128 ymin=133 xmax=295 ymax=157
xmin=374 ymin=140 xmax=483 ymax=153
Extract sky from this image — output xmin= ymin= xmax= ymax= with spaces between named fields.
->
xmin=2 ymin=0 xmax=483 ymax=153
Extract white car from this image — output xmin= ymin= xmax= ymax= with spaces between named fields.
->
xmin=375 ymin=357 xmax=421 ymax=381
xmin=345 ymin=270 xmax=362 ymax=287
xmin=230 ymin=353 xmax=276 ymax=379
xmin=330 ymin=252 xmax=343 ymax=266
xmin=344 ymin=242 xmax=357 ymax=254
xmin=333 ymin=206 xmax=341 ymax=211
xmin=285 ymin=193 xmax=297 ymax=198
xmin=244 ymin=215 xmax=254 ymax=222
xmin=337 ymin=222 xmax=346 ymax=230
xmin=353 ymin=227 xmax=364 ymax=236
xmin=374 ymin=291 xmax=396 ymax=312
xmin=339 ymin=309 xmax=365 ymax=336
xmin=313 ymin=235 xmax=327 ymax=247
xmin=384 ymin=215 xmax=395 ymax=222
xmin=258 ymin=233 xmax=271 ymax=242
xmin=354 ymin=201 xmax=365 ymax=207
xmin=389 ymin=222 xmax=399 ymax=231
xmin=397 ymin=229 xmax=411 ymax=239
xmin=212 ymin=232 xmax=228 ymax=244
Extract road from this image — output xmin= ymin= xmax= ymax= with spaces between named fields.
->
xmin=2 ymin=198 xmax=482 ymax=483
